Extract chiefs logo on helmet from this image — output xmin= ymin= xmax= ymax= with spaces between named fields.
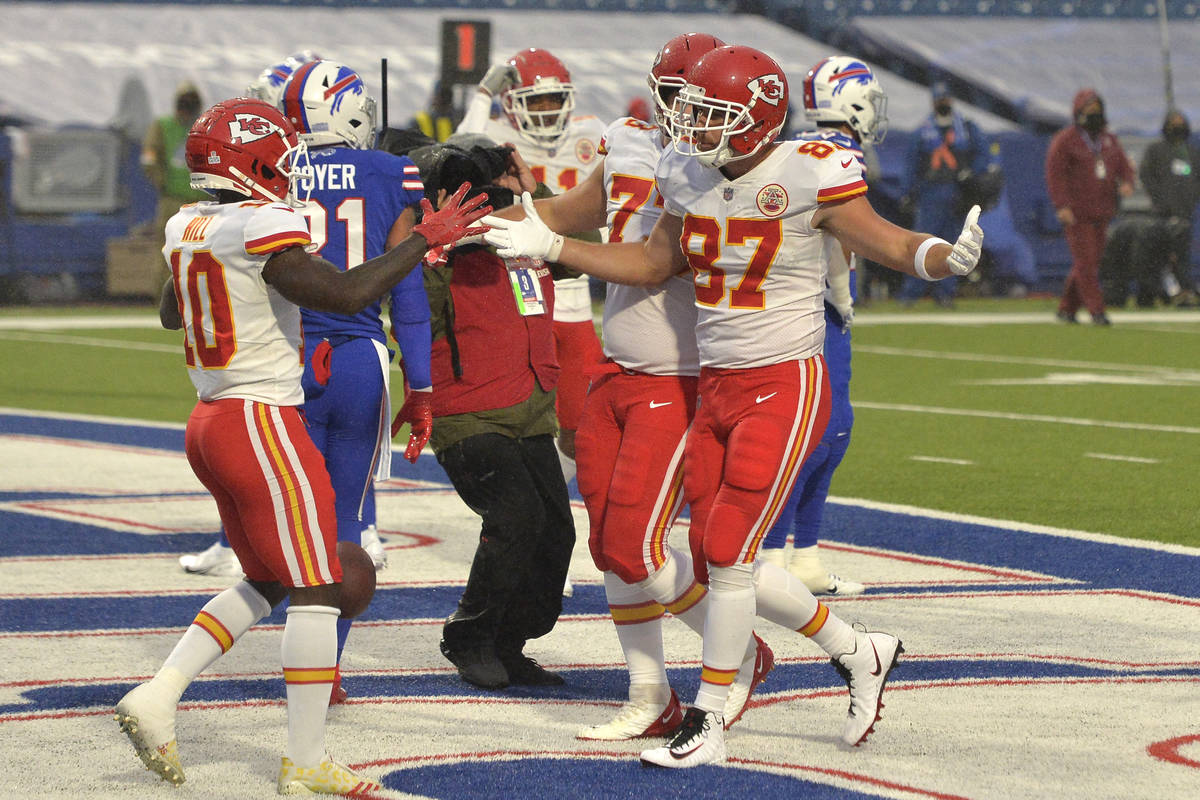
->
xmin=747 ymin=74 xmax=785 ymax=107
xmin=228 ymin=114 xmax=281 ymax=145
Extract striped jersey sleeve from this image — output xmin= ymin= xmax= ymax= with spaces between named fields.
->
xmin=243 ymin=203 xmax=312 ymax=255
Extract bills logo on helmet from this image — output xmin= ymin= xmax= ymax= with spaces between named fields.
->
xmin=321 ymin=66 xmax=365 ymax=113
xmin=747 ymin=74 xmax=785 ymax=107
xmin=228 ymin=114 xmax=281 ymax=144
xmin=827 ymin=61 xmax=873 ymax=97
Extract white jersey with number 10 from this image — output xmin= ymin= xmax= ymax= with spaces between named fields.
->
xmin=163 ymin=200 xmax=313 ymax=406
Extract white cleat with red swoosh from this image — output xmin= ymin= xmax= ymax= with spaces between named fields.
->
xmin=834 ymin=627 xmax=903 ymax=746
xmin=639 ymin=708 xmax=726 ymax=768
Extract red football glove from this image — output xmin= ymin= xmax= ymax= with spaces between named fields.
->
xmin=311 ymin=340 xmax=333 ymax=386
xmin=391 ymin=388 xmax=432 ymax=463
xmin=413 ymin=182 xmax=493 ymax=250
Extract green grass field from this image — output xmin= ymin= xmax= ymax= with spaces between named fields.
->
xmin=3 ymin=298 xmax=1197 ymax=547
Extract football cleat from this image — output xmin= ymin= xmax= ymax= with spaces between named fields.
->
xmin=360 ymin=526 xmax=388 ymax=570
xmin=179 ymin=541 xmax=242 ymax=577
xmin=833 ymin=627 xmax=903 ymax=746
xmin=807 ymin=572 xmax=866 ymax=597
xmin=277 ymin=755 xmax=383 ymax=796
xmin=724 ymin=633 xmax=775 ymax=728
xmin=114 ymin=682 xmax=184 ymax=786
xmin=789 ymin=547 xmax=865 ymax=596
xmin=640 ymin=707 xmax=726 ymax=768
xmin=577 ymin=687 xmax=683 ymax=741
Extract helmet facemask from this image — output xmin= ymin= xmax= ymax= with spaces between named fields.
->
xmin=647 ymin=74 xmax=687 ymax=137
xmin=503 ymin=81 xmax=575 ymax=146
xmin=670 ymin=85 xmax=773 ymax=169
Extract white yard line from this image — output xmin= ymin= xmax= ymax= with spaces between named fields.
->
xmin=1084 ymin=452 xmax=1161 ymax=464
xmin=855 ymin=401 xmax=1200 ymax=435
xmin=852 ymin=310 xmax=1200 ymax=325
xmin=0 ymin=330 xmax=178 ymax=353
xmin=826 ymin=495 xmax=1200 ymax=556
xmin=855 ymin=344 xmax=1200 ymax=379
xmin=910 ymin=455 xmax=975 ymax=465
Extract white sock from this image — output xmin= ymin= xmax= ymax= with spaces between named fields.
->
xmin=282 ymin=604 xmax=339 ymax=768
xmin=156 ymin=582 xmax=272 ymax=703
xmin=603 ymin=571 xmax=668 ymax=688
xmin=636 ymin=546 xmax=707 ymax=633
xmin=694 ymin=563 xmax=755 ymax=715
xmin=754 ymin=561 xmax=854 ymax=657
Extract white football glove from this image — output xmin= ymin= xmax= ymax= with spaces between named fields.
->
xmin=482 ymin=192 xmax=564 ymax=262
xmin=947 ymin=204 xmax=984 ymax=276
xmin=479 ymin=64 xmax=519 ymax=97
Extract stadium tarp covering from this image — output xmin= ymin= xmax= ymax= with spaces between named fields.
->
xmin=850 ymin=17 xmax=1200 ymax=136
xmin=0 ymin=3 xmax=1018 ymax=134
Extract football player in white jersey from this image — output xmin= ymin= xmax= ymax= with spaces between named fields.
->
xmin=487 ymin=32 xmax=775 ymax=741
xmin=484 ymin=44 xmax=983 ymax=768
xmin=457 ymin=47 xmax=606 ymax=487
xmin=115 ymin=97 xmax=490 ymax=794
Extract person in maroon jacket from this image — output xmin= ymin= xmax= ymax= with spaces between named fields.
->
xmin=1045 ymin=89 xmax=1135 ymax=325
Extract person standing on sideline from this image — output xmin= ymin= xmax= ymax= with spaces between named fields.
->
xmin=116 ymin=97 xmax=490 ymax=793
xmin=756 ymin=55 xmax=891 ymax=596
xmin=1045 ymin=88 xmax=1135 ymax=325
xmin=1139 ymin=109 xmax=1200 ymax=307
xmin=455 ymin=47 xmax=607 ymax=489
xmin=142 ymin=82 xmax=209 ymax=236
xmin=897 ymin=81 xmax=989 ymax=308
xmin=490 ymin=32 xmax=775 ymax=740
xmin=484 ymin=44 xmax=983 ymax=767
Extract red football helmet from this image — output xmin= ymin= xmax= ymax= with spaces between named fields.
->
xmin=647 ymin=32 xmax=726 ymax=134
xmin=501 ymin=48 xmax=575 ymax=146
xmin=671 ymin=45 xmax=789 ymax=168
xmin=185 ymin=97 xmax=311 ymax=205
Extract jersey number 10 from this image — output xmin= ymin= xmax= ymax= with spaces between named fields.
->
xmin=170 ymin=249 xmax=236 ymax=369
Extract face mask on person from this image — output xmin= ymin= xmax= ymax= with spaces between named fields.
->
xmin=1081 ymin=111 xmax=1105 ymax=135
xmin=933 ymin=101 xmax=953 ymax=121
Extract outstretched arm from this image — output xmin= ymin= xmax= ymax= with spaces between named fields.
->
xmin=264 ymin=183 xmax=491 ymax=314
xmin=484 ymin=192 xmax=684 ymax=287
xmin=490 ymin=159 xmax=609 ymax=235
xmin=815 ymin=195 xmax=982 ymax=281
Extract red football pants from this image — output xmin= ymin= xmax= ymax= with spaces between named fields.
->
xmin=574 ymin=370 xmax=698 ymax=583
xmin=683 ymin=357 xmax=830 ymax=582
xmin=185 ymin=398 xmax=341 ymax=588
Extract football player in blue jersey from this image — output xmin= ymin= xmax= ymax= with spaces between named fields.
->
xmin=756 ymin=56 xmax=890 ymax=596
xmin=279 ymin=59 xmax=435 ymax=701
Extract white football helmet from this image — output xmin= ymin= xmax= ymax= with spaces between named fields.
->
xmin=801 ymin=56 xmax=888 ymax=144
xmin=245 ymin=50 xmax=322 ymax=109
xmin=280 ymin=60 xmax=377 ymax=149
